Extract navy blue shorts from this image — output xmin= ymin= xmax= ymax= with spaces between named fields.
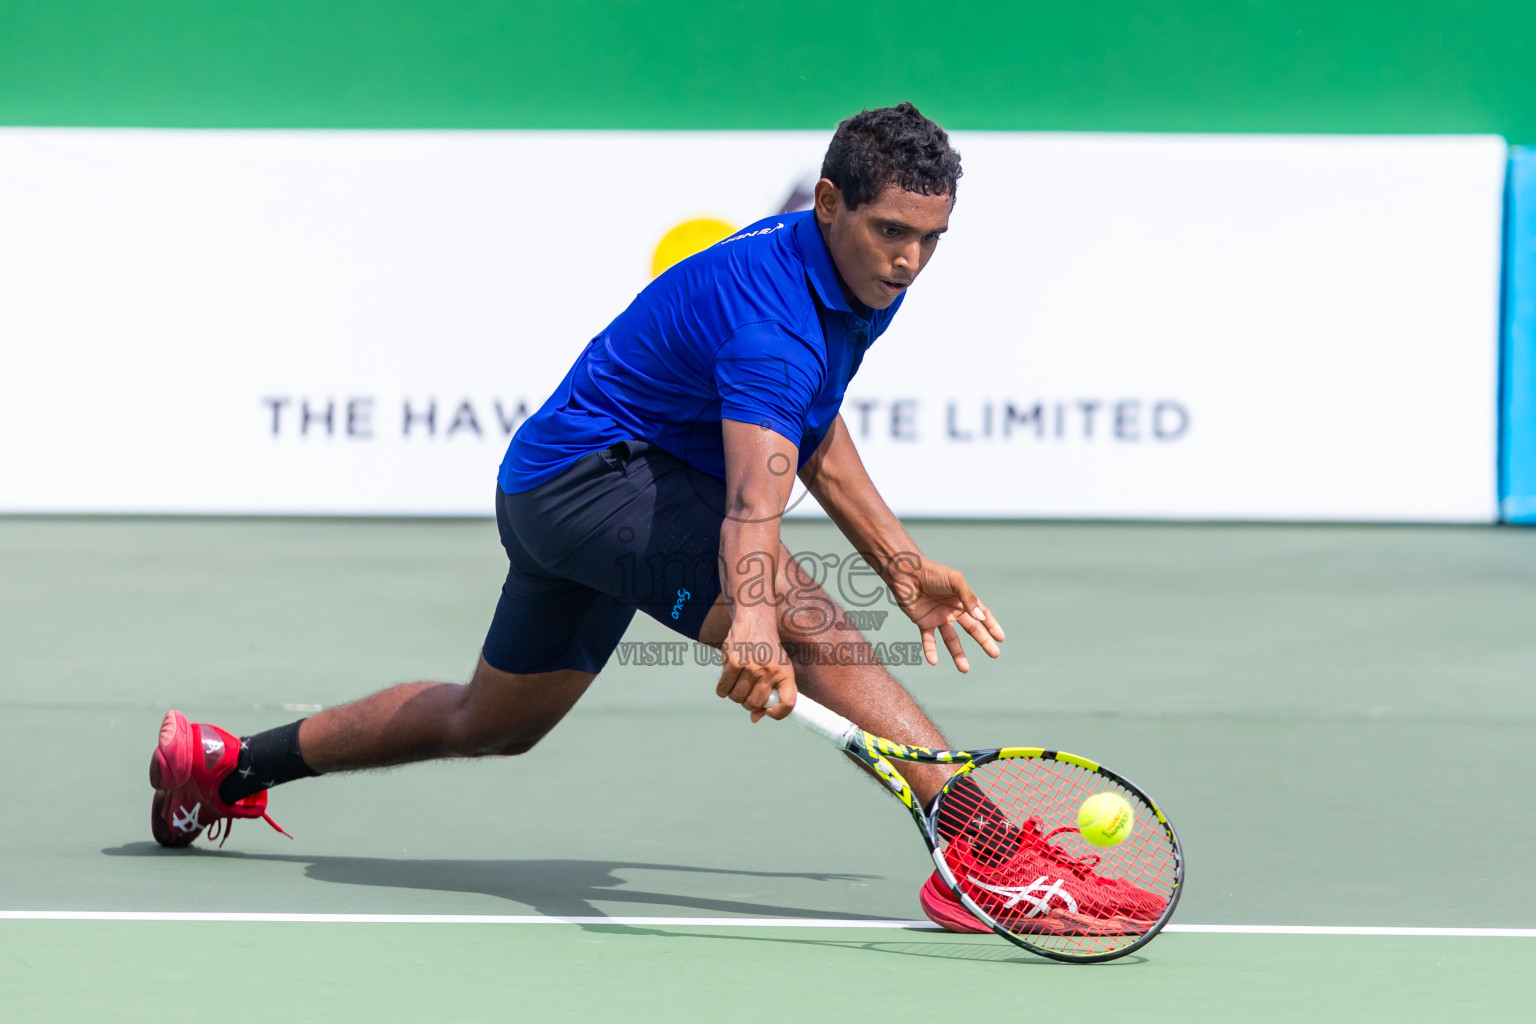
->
xmin=482 ymin=440 xmax=726 ymax=675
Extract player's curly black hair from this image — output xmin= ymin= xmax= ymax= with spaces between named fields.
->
xmin=820 ymin=102 xmax=962 ymax=210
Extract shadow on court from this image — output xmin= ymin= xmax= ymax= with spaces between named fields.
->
xmin=100 ymin=843 xmax=1151 ymax=967
xmin=576 ymin=925 xmax=1149 ymax=967
xmin=101 ymin=842 xmax=883 ymax=921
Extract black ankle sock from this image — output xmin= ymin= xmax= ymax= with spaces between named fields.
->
xmin=927 ymin=776 xmax=1021 ymax=863
xmin=218 ymin=720 xmax=319 ymax=805
xmin=928 ymin=775 xmax=996 ymax=840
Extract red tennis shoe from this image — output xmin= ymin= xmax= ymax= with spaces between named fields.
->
xmin=149 ymin=710 xmax=291 ymax=847
xmin=918 ymin=870 xmax=992 ymax=933
xmin=920 ymin=816 xmax=1165 ymax=936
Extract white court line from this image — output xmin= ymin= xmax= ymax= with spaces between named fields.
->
xmin=1167 ymin=924 xmax=1536 ymax=938
xmin=0 ymin=912 xmax=1531 ymax=936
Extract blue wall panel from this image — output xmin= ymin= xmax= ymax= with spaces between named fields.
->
xmin=1503 ymin=149 xmax=1536 ymax=521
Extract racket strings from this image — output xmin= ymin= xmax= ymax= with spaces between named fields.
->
xmin=988 ymin=759 xmax=1174 ymax=895
xmin=933 ymin=758 xmax=1179 ymax=958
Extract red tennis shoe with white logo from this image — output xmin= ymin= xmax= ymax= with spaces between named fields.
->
xmin=919 ymin=816 xmax=1165 ymax=936
xmin=149 ymin=710 xmax=291 ymax=847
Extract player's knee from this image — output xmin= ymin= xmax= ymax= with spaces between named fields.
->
xmin=477 ymin=731 xmax=540 ymax=757
xmin=777 ymin=543 xmax=845 ymax=639
xmin=446 ymin=728 xmax=540 ymax=758
xmin=442 ymin=705 xmax=546 ymax=758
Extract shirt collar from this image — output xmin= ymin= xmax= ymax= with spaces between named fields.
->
xmin=793 ymin=211 xmax=863 ymax=317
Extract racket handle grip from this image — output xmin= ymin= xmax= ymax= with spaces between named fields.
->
xmin=766 ymin=691 xmax=859 ymax=749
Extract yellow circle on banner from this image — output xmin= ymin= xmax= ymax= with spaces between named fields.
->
xmin=651 ymin=218 xmax=738 ymax=278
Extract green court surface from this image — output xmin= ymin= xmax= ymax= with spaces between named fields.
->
xmin=2 ymin=518 xmax=1533 ymax=1021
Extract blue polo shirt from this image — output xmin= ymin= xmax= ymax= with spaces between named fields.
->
xmin=498 ymin=210 xmax=903 ymax=492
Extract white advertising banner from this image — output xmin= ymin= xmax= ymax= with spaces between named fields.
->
xmin=0 ymin=130 xmax=1506 ymax=519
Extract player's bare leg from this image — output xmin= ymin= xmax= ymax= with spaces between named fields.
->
xmin=150 ymin=656 xmax=595 ymax=846
xmin=297 ymin=658 xmax=596 ymax=771
xmin=698 ymin=544 xmax=954 ymax=804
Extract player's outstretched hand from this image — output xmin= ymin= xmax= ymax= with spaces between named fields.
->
xmin=715 ymin=611 xmax=797 ymax=723
xmin=888 ymin=555 xmax=1006 ymax=672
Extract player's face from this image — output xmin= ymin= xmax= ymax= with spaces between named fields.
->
xmin=814 ymin=180 xmax=951 ymax=310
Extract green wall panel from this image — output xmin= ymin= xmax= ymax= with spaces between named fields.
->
xmin=1 ymin=1 xmax=1534 ymax=138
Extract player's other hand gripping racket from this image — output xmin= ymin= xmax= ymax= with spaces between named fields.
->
xmin=765 ymin=692 xmax=1183 ymax=963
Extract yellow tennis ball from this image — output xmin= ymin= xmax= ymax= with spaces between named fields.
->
xmin=1078 ymin=792 xmax=1135 ymax=847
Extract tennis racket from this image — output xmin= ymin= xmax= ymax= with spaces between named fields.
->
xmin=766 ymin=691 xmax=1183 ymax=963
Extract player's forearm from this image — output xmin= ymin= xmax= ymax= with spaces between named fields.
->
xmin=717 ymin=507 xmax=784 ymax=620
xmin=800 ymin=415 xmax=919 ymax=571
xmin=719 ymin=418 xmax=798 ymax=624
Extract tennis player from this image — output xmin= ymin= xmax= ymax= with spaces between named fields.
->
xmin=148 ymin=103 xmax=1162 ymax=933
